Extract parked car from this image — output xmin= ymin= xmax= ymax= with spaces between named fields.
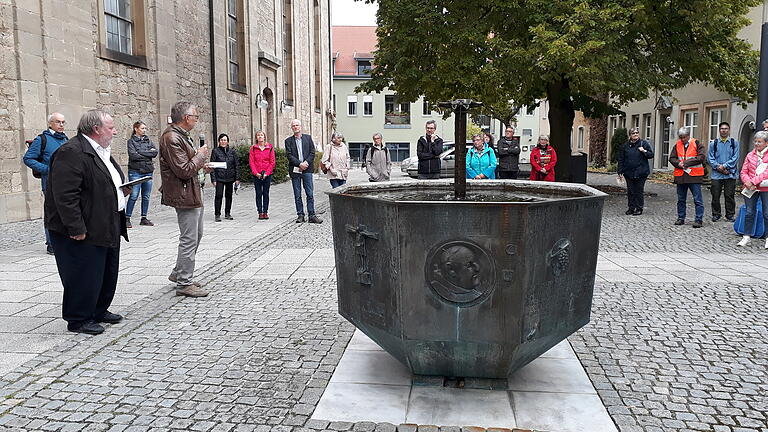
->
xmin=406 ymin=142 xmax=472 ymax=178
xmin=400 ymin=141 xmax=458 ymax=173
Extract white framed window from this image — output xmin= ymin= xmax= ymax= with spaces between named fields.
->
xmin=619 ymin=116 xmax=626 ymax=129
xmin=609 ymin=116 xmax=618 ymax=140
xmin=357 ymin=60 xmax=372 ymax=76
xmin=631 ymin=114 xmax=640 ymax=130
xmin=522 ymin=129 xmax=532 ymax=136
xmin=577 ymin=126 xmax=585 ymax=150
xmin=363 ymin=95 xmax=373 ymax=116
xmin=347 ymin=95 xmax=357 ymax=116
xmin=683 ymin=110 xmax=699 ymax=139
xmin=105 ymin=0 xmax=133 ymax=54
xmin=642 ymin=113 xmax=652 ymax=140
xmin=385 ymin=95 xmax=410 ymax=125
xmin=708 ymin=108 xmax=726 ymax=142
xmin=422 ymin=100 xmax=430 ymax=116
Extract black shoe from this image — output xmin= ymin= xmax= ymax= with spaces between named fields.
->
xmin=308 ymin=215 xmax=323 ymax=224
xmin=725 ymin=216 xmax=736 ymax=222
xmin=632 ymin=209 xmax=643 ymax=216
xmin=674 ymin=219 xmax=685 ymax=225
xmin=692 ymin=220 xmax=703 ymax=228
xmin=46 ymin=245 xmax=55 ymax=255
xmin=67 ymin=320 xmax=105 ymax=335
xmin=215 ymin=216 xmax=222 ymax=222
xmin=711 ymin=215 xmax=721 ymax=222
xmin=625 ymin=209 xmax=634 ymax=215
xmin=97 ymin=311 xmax=123 ymax=324
xmin=126 ymin=217 xmax=133 ymax=229
xmin=140 ymin=217 xmax=154 ymax=226
xmin=224 ymin=214 xmax=233 ymax=220
xmin=296 ymin=215 xmax=306 ymax=223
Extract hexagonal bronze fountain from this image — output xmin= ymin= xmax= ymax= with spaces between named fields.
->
xmin=328 ymin=180 xmax=606 ymax=378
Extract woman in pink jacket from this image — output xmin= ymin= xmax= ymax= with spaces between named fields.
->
xmin=737 ymin=130 xmax=768 ymax=248
xmin=249 ymin=131 xmax=276 ymax=220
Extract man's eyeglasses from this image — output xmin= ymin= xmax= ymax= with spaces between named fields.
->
xmin=185 ymin=114 xmax=200 ymax=119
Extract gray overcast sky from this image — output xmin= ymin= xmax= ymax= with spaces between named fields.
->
xmin=331 ymin=0 xmax=377 ymax=26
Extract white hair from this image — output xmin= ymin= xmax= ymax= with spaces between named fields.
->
xmin=677 ymin=127 xmax=690 ymax=137
xmin=754 ymin=130 xmax=768 ymax=142
xmin=291 ymin=119 xmax=301 ymax=126
xmin=47 ymin=112 xmax=64 ymax=123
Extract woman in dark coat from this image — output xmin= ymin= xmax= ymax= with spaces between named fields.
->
xmin=126 ymin=121 xmax=158 ymax=228
xmin=617 ymin=127 xmax=654 ymax=215
xmin=210 ymin=133 xmax=239 ymax=222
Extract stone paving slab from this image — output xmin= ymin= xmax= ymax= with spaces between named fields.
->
xmin=0 ymin=170 xmax=765 ymax=432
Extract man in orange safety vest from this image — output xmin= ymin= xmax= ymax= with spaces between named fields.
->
xmin=668 ymin=127 xmax=706 ymax=228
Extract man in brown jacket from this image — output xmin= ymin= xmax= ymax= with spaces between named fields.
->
xmin=159 ymin=101 xmax=211 ymax=297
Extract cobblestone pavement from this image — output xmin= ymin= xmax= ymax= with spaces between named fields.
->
xmin=0 ymin=171 xmax=766 ymax=432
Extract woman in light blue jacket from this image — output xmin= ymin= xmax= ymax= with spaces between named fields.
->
xmin=466 ymin=134 xmax=497 ymax=179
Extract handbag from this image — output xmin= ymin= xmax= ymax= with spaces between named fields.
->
xmin=321 ymin=146 xmax=332 ymax=174
xmin=756 ymin=157 xmax=768 ymax=187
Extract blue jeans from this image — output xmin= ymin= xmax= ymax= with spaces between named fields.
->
xmin=330 ymin=179 xmax=346 ymax=188
xmin=291 ymin=173 xmax=315 ymax=216
xmin=676 ymin=183 xmax=704 ymax=221
xmin=743 ymin=192 xmax=768 ymax=236
xmin=126 ymin=171 xmax=153 ymax=218
xmin=254 ymin=175 xmax=272 ymax=213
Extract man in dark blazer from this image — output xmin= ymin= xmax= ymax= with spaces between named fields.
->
xmin=45 ymin=110 xmax=131 ymax=335
xmin=285 ymin=119 xmax=322 ymax=224
xmin=417 ymin=120 xmax=443 ymax=179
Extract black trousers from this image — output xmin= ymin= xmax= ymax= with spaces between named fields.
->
xmin=49 ymin=231 xmax=120 ymax=325
xmin=626 ymin=177 xmax=647 ymax=210
xmin=214 ymin=181 xmax=234 ymax=216
xmin=710 ymin=178 xmax=736 ymax=219
xmin=498 ymin=170 xmax=518 ymax=179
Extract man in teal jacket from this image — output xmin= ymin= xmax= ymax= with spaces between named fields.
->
xmin=23 ymin=112 xmax=69 ymax=254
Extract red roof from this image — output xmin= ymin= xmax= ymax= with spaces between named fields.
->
xmin=332 ymin=26 xmax=377 ymax=76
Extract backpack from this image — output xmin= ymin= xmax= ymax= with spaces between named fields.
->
xmin=25 ymin=134 xmax=47 ymax=179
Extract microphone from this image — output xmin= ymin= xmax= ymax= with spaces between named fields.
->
xmin=199 ymin=133 xmax=205 ymax=147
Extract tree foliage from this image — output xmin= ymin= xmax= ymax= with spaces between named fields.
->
xmin=359 ymin=0 xmax=760 ymax=180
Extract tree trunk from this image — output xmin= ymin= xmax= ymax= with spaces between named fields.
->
xmin=454 ymin=107 xmax=468 ymax=199
xmin=546 ymin=78 xmax=576 ymax=182
xmin=588 ymin=93 xmax=609 ymax=167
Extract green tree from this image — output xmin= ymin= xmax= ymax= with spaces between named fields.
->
xmin=610 ymin=128 xmax=629 ymax=165
xmin=359 ymin=0 xmax=759 ymax=181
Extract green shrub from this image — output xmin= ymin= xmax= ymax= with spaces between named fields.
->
xmin=610 ymin=128 xmax=628 ymax=164
xmin=235 ymin=144 xmax=289 ymax=184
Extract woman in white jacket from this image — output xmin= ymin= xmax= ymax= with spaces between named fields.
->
xmin=322 ymin=132 xmax=351 ymax=188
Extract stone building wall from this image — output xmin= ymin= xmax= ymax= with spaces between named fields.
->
xmin=0 ymin=0 xmax=332 ymax=223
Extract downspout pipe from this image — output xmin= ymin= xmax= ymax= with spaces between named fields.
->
xmin=208 ymin=0 xmax=219 ymax=141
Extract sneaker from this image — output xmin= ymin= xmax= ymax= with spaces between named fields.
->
xmin=674 ymin=219 xmax=685 ymax=225
xmin=737 ymin=235 xmax=751 ymax=247
xmin=296 ymin=215 xmax=306 ymax=223
xmin=126 ymin=217 xmax=133 ymax=229
xmin=224 ymin=214 xmax=233 ymax=220
xmin=711 ymin=215 xmax=721 ymax=222
xmin=140 ymin=217 xmax=154 ymax=226
xmin=692 ymin=220 xmax=703 ymax=228
xmin=168 ymin=274 xmax=202 ymax=287
xmin=176 ymin=285 xmax=209 ymax=297
xmin=258 ymin=213 xmax=265 ymax=220
xmin=625 ymin=209 xmax=634 ymax=215
xmin=46 ymin=245 xmax=55 ymax=255
xmin=725 ymin=216 xmax=736 ymax=222
xmin=263 ymin=213 xmax=269 ymax=220
xmin=632 ymin=209 xmax=643 ymax=216
xmin=308 ymin=215 xmax=323 ymax=224
xmin=215 ymin=215 xmax=222 ymax=222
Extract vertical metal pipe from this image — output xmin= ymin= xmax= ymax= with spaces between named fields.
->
xmin=208 ymin=0 xmax=219 ymax=141
xmin=454 ymin=107 xmax=467 ymax=199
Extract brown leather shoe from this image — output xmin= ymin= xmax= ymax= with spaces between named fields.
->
xmin=168 ymin=274 xmax=202 ymax=287
xmin=176 ymin=285 xmax=209 ymax=297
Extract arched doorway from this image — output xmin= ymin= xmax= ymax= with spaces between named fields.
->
xmin=738 ymin=118 xmax=754 ymax=172
xmin=263 ymin=88 xmax=275 ymax=146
